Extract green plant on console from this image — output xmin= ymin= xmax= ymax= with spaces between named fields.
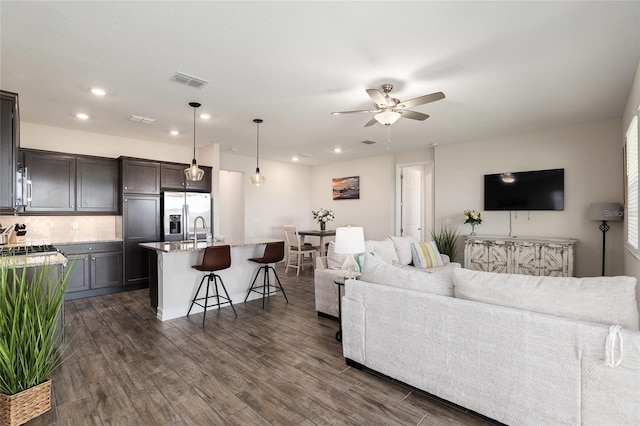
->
xmin=431 ymin=225 xmax=461 ymax=263
xmin=0 ymin=260 xmax=71 ymax=396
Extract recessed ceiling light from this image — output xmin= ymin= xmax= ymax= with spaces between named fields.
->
xmin=76 ymin=113 xmax=89 ymax=120
xmin=334 ymin=148 xmax=342 ymax=153
xmin=292 ymin=156 xmax=299 ymax=161
xmin=199 ymin=113 xmax=210 ymax=120
xmin=170 ymin=130 xmax=179 ymax=136
xmin=90 ymin=88 xmax=106 ymax=96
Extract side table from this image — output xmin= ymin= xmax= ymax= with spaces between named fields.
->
xmin=334 ymin=274 xmax=359 ymax=342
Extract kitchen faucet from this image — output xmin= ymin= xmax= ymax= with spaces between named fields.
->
xmin=193 ymin=216 xmax=207 ymax=246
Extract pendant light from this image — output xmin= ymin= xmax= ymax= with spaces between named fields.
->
xmin=184 ymin=101 xmax=205 ymax=181
xmin=250 ymin=118 xmax=266 ymax=186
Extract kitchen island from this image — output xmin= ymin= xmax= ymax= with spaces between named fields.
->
xmin=140 ymin=238 xmax=283 ymax=321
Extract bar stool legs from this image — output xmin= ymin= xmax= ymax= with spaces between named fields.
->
xmin=188 ymin=272 xmax=237 ymax=326
xmin=244 ymin=264 xmax=288 ymax=309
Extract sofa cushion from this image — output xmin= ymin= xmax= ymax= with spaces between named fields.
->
xmin=389 ymin=235 xmax=419 ymax=265
xmin=453 ymin=268 xmax=640 ymax=330
xmin=411 ymin=241 xmax=445 ymax=268
xmin=364 ymin=239 xmax=399 ymax=264
xmin=361 ymin=253 xmax=453 ymax=296
xmin=326 ymin=241 xmax=348 ymax=270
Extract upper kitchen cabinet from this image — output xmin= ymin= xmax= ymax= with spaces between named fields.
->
xmin=160 ymin=162 xmax=212 ymax=193
xmin=76 ymin=156 xmax=118 ymax=213
xmin=21 ymin=150 xmax=76 ymax=213
xmin=121 ymin=158 xmax=160 ymax=194
xmin=18 ymin=149 xmax=119 ymax=214
xmin=0 ymin=90 xmax=19 ymax=213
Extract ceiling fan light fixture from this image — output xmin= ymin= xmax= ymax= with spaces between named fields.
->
xmin=375 ymin=110 xmax=401 ymax=126
xmin=251 ymin=118 xmax=265 ymax=186
xmin=184 ymin=102 xmax=205 ymax=182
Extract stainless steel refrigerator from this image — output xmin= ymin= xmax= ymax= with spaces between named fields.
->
xmin=162 ymin=192 xmax=211 ymax=241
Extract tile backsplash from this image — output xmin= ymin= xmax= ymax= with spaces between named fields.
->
xmin=0 ymin=215 xmax=122 ymax=244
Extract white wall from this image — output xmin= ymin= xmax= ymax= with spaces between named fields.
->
xmin=310 ymin=154 xmax=396 ymax=240
xmin=624 ymin=61 xmax=640 ymax=283
xmin=21 ymin=122 xmax=201 ymax=164
xmin=220 ymin=153 xmax=312 ymax=239
xmin=435 ymin=118 xmax=624 ymax=277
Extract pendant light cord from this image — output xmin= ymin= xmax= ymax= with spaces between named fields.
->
xmin=193 ymin=106 xmax=197 ymax=159
xmin=256 ymin=121 xmax=260 ymax=169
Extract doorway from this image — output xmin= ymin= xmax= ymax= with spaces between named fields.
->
xmin=395 ymin=162 xmax=434 ymax=240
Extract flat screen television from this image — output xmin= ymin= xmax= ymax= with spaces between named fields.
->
xmin=484 ymin=168 xmax=564 ymax=211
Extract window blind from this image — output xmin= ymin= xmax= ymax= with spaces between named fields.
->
xmin=626 ymin=115 xmax=638 ymax=251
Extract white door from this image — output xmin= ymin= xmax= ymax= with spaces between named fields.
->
xmin=402 ymin=168 xmax=422 ymax=239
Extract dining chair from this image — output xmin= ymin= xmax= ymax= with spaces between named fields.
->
xmin=283 ymin=225 xmax=317 ymax=276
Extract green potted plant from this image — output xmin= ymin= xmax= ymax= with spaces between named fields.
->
xmin=431 ymin=224 xmax=461 ymax=263
xmin=0 ymin=259 xmax=70 ymax=426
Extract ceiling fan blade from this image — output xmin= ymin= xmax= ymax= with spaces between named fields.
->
xmin=366 ymin=88 xmax=388 ymax=107
xmin=399 ymin=110 xmax=430 ymax=121
xmin=399 ymin=92 xmax=445 ymax=109
xmin=331 ymin=109 xmax=380 ymax=115
xmin=364 ymin=117 xmax=379 ymax=127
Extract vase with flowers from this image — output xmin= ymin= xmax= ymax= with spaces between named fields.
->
xmin=463 ymin=209 xmax=483 ymax=235
xmin=312 ymin=208 xmax=335 ymax=231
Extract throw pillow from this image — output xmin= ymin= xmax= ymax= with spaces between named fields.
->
xmin=326 ymin=241 xmax=347 ymax=270
xmin=360 ymin=253 xmax=453 ymax=296
xmin=389 ymin=235 xmax=419 ymax=265
xmin=411 ymin=241 xmax=445 ymax=268
xmin=453 ymin=268 xmax=640 ymax=331
xmin=364 ymin=239 xmax=399 ymax=264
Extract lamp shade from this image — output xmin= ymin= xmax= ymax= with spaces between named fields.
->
xmin=374 ymin=111 xmax=401 ymax=126
xmin=588 ymin=203 xmax=624 ymax=221
xmin=334 ymin=226 xmax=365 ymax=254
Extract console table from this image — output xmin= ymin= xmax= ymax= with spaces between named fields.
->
xmin=463 ymin=236 xmax=577 ymax=277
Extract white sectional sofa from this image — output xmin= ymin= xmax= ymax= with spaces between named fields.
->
xmin=314 ymin=236 xmax=461 ymax=317
xmin=342 ymin=254 xmax=640 ymax=426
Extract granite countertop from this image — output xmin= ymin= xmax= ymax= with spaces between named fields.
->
xmin=0 ymin=252 xmax=68 ymax=269
xmin=140 ymin=237 xmax=283 ymax=253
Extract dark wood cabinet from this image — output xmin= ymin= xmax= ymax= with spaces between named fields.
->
xmin=160 ymin=163 xmax=186 ymax=190
xmin=122 ymin=194 xmax=160 ymax=286
xmin=19 ymin=149 xmax=119 ymax=214
xmin=58 ymin=241 xmax=123 ymax=298
xmin=22 ymin=150 xmax=76 ymax=212
xmin=76 ymin=156 xmax=118 ymax=213
xmin=160 ymin=162 xmax=212 ymax=193
xmin=121 ymin=158 xmax=160 ymax=194
xmin=0 ymin=91 xmax=18 ymax=213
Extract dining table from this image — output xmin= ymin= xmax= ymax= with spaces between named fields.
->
xmin=298 ymin=229 xmax=336 ymax=257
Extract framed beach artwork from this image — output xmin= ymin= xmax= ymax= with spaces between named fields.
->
xmin=332 ymin=176 xmax=360 ymax=200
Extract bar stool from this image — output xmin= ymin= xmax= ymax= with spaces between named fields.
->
xmin=244 ymin=241 xmax=288 ymax=309
xmin=187 ymin=245 xmax=237 ymax=326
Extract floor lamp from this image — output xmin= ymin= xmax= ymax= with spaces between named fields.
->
xmin=588 ymin=203 xmax=624 ymax=276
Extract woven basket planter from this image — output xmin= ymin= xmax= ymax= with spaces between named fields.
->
xmin=0 ymin=379 xmax=52 ymax=426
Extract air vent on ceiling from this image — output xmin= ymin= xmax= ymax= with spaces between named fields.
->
xmin=129 ymin=115 xmax=156 ymax=124
xmin=361 ymin=140 xmax=377 ymax=145
xmin=171 ymin=72 xmax=210 ymax=89
xmin=298 ymin=153 xmax=312 ymax=157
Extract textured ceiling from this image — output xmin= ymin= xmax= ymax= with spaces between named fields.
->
xmin=1 ymin=1 xmax=639 ymax=165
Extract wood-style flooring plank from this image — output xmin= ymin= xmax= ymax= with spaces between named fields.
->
xmin=26 ymin=263 xmax=499 ymax=426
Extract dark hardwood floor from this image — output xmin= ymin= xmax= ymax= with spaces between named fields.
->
xmin=28 ymin=264 xmax=496 ymax=426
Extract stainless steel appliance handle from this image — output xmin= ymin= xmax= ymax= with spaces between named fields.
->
xmin=25 ymin=167 xmax=32 ymax=205
xmin=183 ymin=204 xmax=189 ymax=240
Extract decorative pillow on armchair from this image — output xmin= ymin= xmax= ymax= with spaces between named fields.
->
xmin=411 ymin=241 xmax=445 ymax=268
xmin=326 ymin=241 xmax=347 ymax=270
xmin=389 ymin=235 xmax=419 ymax=265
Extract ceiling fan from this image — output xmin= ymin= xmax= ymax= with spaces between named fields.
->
xmin=331 ymin=83 xmax=445 ymax=127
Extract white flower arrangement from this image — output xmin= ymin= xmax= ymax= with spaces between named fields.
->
xmin=312 ymin=208 xmax=335 ymax=223
xmin=463 ymin=209 xmax=483 ymax=226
